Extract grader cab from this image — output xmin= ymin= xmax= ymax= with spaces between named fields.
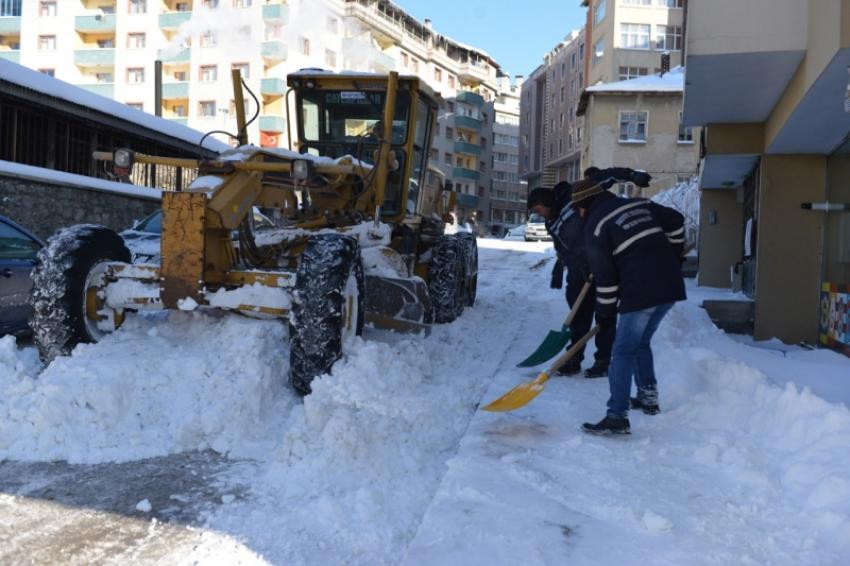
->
xmin=29 ymin=70 xmax=478 ymax=394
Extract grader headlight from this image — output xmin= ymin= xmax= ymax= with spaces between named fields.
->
xmin=292 ymin=159 xmax=311 ymax=180
xmin=113 ymin=148 xmax=136 ymax=169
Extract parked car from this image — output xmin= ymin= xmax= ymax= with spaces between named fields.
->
xmin=524 ymin=213 xmax=551 ymax=242
xmin=120 ymin=207 xmax=275 ymax=263
xmin=0 ymin=215 xmax=45 ymax=336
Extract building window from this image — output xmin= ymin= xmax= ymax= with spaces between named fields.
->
xmin=39 ymin=68 xmax=55 ymax=77
xmin=656 ymin=25 xmax=683 ymax=51
xmin=176 ymin=2 xmax=190 ymax=10
xmin=619 ymin=111 xmax=648 ymax=142
xmin=434 ymin=68 xmax=442 ymax=82
xmin=412 ymin=59 xmax=419 ymax=73
xmin=299 ymin=36 xmax=310 ymax=55
xmin=446 ymin=127 xmax=453 ymax=140
xmin=38 ymin=35 xmax=56 ymax=50
xmin=39 ymin=1 xmax=56 ymax=16
xmin=448 ymin=75 xmax=455 ymax=89
xmin=203 ymin=0 xmax=218 ymax=7
xmin=127 ymin=33 xmax=145 ymax=49
xmin=126 ymin=67 xmax=145 ymax=84
xmin=174 ymin=70 xmax=187 ymax=81
xmin=231 ymin=62 xmax=249 ymax=79
xmin=127 ymin=0 xmax=146 ymax=14
xmin=265 ymin=24 xmax=282 ymax=40
xmin=200 ymin=31 xmax=217 ymax=47
xmin=659 ymin=0 xmax=683 ymax=7
xmin=571 ymin=79 xmax=576 ymax=95
xmin=199 ymin=100 xmax=216 ymax=117
xmin=326 ymin=16 xmax=338 ymax=34
xmin=592 ymin=38 xmax=604 ymax=66
xmin=401 ymin=52 xmax=409 ymax=67
xmin=97 ymin=38 xmax=114 ymax=48
xmin=622 ymin=0 xmax=651 ymax=5
xmin=621 ymin=23 xmax=651 ymax=49
xmin=444 ymin=152 xmax=452 ymax=165
xmin=173 ymin=104 xmax=187 ymax=117
xmin=678 ymin=111 xmax=693 ymax=142
xmin=579 ymin=43 xmax=585 ymax=61
xmin=617 ymin=182 xmax=637 ymax=197
xmin=594 ymin=0 xmax=606 ymax=25
xmin=0 ymin=0 xmax=21 ymax=16
xmin=325 ymin=49 xmax=337 ymax=67
xmin=560 ymin=86 xmax=565 ymax=102
xmin=430 ymin=148 xmax=438 ymax=160
xmin=95 ymin=72 xmax=113 ymax=83
xmin=233 ymin=0 xmax=251 ymax=7
xmin=200 ymin=65 xmax=217 ymax=82
xmin=126 ymin=102 xmax=144 ymax=111
xmin=571 ymin=52 xmax=577 ymax=69
xmin=618 ymin=66 xmax=648 ymax=80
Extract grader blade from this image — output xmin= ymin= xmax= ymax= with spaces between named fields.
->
xmin=364 ymin=275 xmax=432 ymax=334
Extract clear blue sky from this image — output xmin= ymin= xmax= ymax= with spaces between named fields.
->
xmin=397 ymin=0 xmax=588 ymax=78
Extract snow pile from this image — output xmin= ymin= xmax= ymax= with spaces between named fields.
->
xmin=652 ymin=175 xmax=700 ymax=251
xmin=0 ymin=312 xmax=293 ymax=463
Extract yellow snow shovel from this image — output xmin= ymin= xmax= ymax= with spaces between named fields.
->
xmin=516 ymin=278 xmax=593 ymax=367
xmin=483 ymin=325 xmax=601 ymax=412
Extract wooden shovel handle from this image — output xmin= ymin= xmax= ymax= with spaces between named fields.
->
xmin=547 ymin=325 xmax=601 ymax=374
xmin=563 ymin=276 xmax=593 ymax=328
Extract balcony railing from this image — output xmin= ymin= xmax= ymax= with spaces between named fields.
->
xmin=455 ymin=193 xmax=480 ymax=208
xmin=453 ymin=167 xmax=480 ymax=181
xmin=162 ymin=82 xmax=189 ymax=99
xmin=456 ymin=90 xmax=484 ymax=106
xmin=262 ymin=3 xmax=289 ymax=23
xmin=259 ymin=115 xmax=286 ymax=133
xmin=455 ymin=115 xmax=482 ymax=131
xmin=0 ymin=50 xmax=20 ymax=63
xmin=157 ymin=48 xmax=191 ymax=63
xmin=454 ymin=141 xmax=481 ymax=156
xmin=74 ymin=48 xmax=116 ymax=67
xmin=0 ymin=17 xmax=21 ymax=33
xmin=77 ymin=83 xmax=114 ymax=98
xmin=159 ymin=11 xmax=192 ymax=30
xmin=261 ymin=41 xmax=287 ymax=62
xmin=75 ymin=14 xmax=116 ymax=33
xmin=260 ymin=77 xmax=286 ymax=96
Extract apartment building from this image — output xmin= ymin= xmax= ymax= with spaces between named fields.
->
xmin=487 ymin=75 xmax=526 ymax=235
xmin=683 ymin=0 xmax=850 ymax=355
xmin=0 ymin=0 xmax=519 ymax=232
xmin=518 ymin=30 xmax=586 ymax=194
xmin=583 ymin=0 xmax=685 ymax=86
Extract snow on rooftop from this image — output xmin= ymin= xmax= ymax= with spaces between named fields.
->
xmin=0 ymin=160 xmax=161 ymax=201
xmin=587 ymin=65 xmax=685 ymax=93
xmin=0 ymin=59 xmax=229 ymax=153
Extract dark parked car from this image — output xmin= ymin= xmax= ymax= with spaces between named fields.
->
xmin=0 ymin=216 xmax=45 ymax=336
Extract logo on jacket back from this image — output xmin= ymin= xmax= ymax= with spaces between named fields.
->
xmin=615 ymin=207 xmax=652 ymax=232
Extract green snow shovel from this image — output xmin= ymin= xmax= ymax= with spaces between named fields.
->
xmin=516 ymin=278 xmax=593 ymax=367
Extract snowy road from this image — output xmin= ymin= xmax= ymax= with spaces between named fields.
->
xmin=1 ymin=239 xmax=849 ymax=565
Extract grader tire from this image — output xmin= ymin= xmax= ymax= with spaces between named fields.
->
xmin=428 ymin=235 xmax=465 ymax=324
xmin=289 ymin=234 xmax=364 ymax=395
xmin=29 ymin=225 xmax=131 ymax=364
xmin=457 ymin=232 xmax=478 ymax=307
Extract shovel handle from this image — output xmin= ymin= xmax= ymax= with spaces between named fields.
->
xmin=562 ymin=277 xmax=593 ymax=328
xmin=547 ymin=325 xmax=601 ymax=375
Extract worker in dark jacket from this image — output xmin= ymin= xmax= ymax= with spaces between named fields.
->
xmin=571 ymin=171 xmax=686 ymax=435
xmin=528 ymin=183 xmax=611 ymax=376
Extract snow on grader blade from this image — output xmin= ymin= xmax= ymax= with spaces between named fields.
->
xmin=29 ymin=70 xmax=478 ymax=394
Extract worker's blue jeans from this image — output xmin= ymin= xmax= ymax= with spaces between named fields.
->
xmin=606 ymin=303 xmax=674 ymax=418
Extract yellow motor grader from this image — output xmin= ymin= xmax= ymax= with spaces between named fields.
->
xmin=29 ymin=70 xmax=478 ymax=394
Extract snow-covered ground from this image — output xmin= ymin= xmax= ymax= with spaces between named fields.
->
xmin=1 ymin=240 xmax=848 ymax=565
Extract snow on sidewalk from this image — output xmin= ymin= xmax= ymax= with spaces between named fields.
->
xmin=402 ymin=276 xmax=850 ymax=565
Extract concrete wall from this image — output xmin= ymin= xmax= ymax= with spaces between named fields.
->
xmin=698 ymin=189 xmax=743 ymax=288
xmin=583 ymin=91 xmax=700 ymax=196
xmin=0 ymin=175 xmax=159 ymax=240
xmin=754 ymin=156 xmax=825 ymax=343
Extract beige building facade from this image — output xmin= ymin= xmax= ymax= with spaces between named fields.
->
xmin=683 ymin=0 xmax=850 ymax=354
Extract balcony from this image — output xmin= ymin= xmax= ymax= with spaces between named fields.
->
xmin=260 ymin=77 xmax=286 ymax=97
xmin=456 ymin=90 xmax=484 ymax=106
xmin=77 ymin=83 xmax=114 ymax=98
xmin=261 ymin=41 xmax=287 ymax=62
xmin=453 ymin=167 xmax=480 ymax=181
xmin=262 ymin=3 xmax=289 ymax=23
xmin=455 ymin=115 xmax=482 ymax=131
xmin=159 ymin=11 xmax=192 ymax=30
xmin=74 ymin=49 xmax=116 ymax=68
xmin=454 ymin=141 xmax=481 ymax=156
xmin=343 ymin=2 xmax=403 ymax=46
xmin=0 ymin=16 xmax=20 ymax=33
xmin=157 ymin=48 xmax=191 ymax=63
xmin=259 ymin=115 xmax=286 ymax=133
xmin=162 ymin=82 xmax=189 ymax=99
xmin=0 ymin=50 xmax=20 ymax=64
xmin=75 ymin=14 xmax=116 ymax=33
xmin=455 ymin=193 xmax=480 ymax=208
xmin=458 ymin=61 xmax=490 ymax=84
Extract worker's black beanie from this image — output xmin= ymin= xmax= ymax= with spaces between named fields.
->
xmin=527 ymin=187 xmax=556 ymax=210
